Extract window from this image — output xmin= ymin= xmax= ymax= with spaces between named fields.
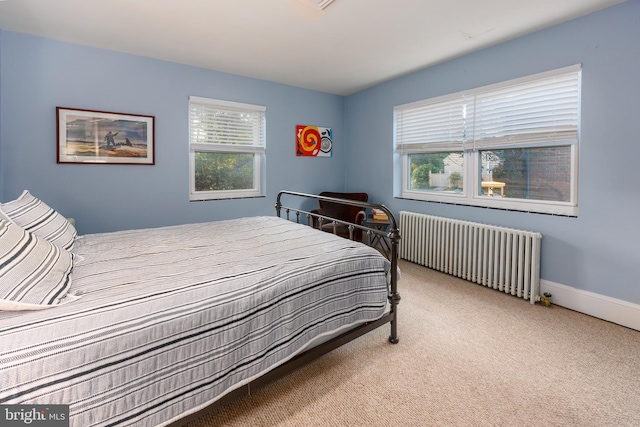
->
xmin=394 ymin=65 xmax=581 ymax=216
xmin=189 ymin=96 xmax=266 ymax=200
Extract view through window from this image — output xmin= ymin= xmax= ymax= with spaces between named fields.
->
xmin=188 ymin=96 xmax=266 ymax=201
xmin=396 ymin=65 xmax=580 ymax=216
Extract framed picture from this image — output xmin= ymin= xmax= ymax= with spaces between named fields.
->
xmin=296 ymin=124 xmax=332 ymax=157
xmin=57 ymin=107 xmax=155 ymax=165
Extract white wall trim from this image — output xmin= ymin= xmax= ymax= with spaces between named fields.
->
xmin=540 ymin=279 xmax=640 ymax=331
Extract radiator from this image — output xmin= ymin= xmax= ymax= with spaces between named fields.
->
xmin=399 ymin=211 xmax=542 ymax=304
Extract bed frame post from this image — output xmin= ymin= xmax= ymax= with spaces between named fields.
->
xmin=275 ymin=198 xmax=282 ymax=217
xmin=388 ymin=226 xmax=401 ymax=344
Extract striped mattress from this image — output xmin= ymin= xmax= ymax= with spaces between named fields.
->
xmin=0 ymin=216 xmax=391 ymax=426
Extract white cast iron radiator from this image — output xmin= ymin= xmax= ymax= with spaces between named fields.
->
xmin=399 ymin=211 xmax=542 ymax=304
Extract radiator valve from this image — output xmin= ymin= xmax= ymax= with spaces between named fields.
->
xmin=539 ymin=292 xmax=552 ymax=307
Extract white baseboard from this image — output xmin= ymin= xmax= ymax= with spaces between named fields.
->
xmin=540 ymin=279 xmax=640 ymax=331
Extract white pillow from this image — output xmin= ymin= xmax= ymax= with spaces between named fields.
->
xmin=1 ymin=190 xmax=77 ymax=251
xmin=0 ymin=218 xmax=73 ymax=311
xmin=0 ymin=209 xmax=12 ymax=223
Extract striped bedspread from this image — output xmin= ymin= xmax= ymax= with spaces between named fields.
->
xmin=0 ymin=216 xmax=390 ymax=426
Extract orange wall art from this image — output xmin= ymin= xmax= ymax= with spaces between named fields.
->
xmin=296 ymin=125 xmax=332 ymax=157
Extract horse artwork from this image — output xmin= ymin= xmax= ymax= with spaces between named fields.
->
xmin=57 ymin=107 xmax=155 ymax=165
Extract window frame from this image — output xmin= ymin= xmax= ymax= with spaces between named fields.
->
xmin=395 ymin=65 xmax=581 ymax=216
xmin=188 ymin=96 xmax=266 ymax=201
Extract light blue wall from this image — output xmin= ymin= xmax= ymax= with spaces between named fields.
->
xmin=0 ymin=30 xmax=3 ymax=202
xmin=2 ymin=1 xmax=639 ymax=306
xmin=345 ymin=0 xmax=640 ymax=304
xmin=0 ymin=31 xmax=346 ymax=234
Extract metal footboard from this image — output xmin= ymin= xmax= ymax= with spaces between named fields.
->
xmin=275 ymin=190 xmax=401 ymax=344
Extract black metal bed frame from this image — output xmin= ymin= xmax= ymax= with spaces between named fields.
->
xmin=171 ymin=191 xmax=401 ymax=426
xmin=275 ymin=190 xmax=401 ymax=343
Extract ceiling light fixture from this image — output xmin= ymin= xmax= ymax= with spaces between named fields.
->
xmin=296 ymin=0 xmax=335 ymax=10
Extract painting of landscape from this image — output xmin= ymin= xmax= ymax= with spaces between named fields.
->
xmin=57 ymin=107 xmax=154 ymax=164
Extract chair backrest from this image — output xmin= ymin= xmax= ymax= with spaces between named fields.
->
xmin=318 ymin=192 xmax=368 ymax=222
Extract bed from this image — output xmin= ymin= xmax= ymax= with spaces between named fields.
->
xmin=0 ymin=190 xmax=400 ymax=426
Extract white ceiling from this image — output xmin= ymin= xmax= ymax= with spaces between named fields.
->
xmin=0 ymin=0 xmax=627 ymax=95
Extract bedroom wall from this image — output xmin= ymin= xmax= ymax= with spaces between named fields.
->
xmin=0 ymin=31 xmax=346 ymax=234
xmin=0 ymin=30 xmax=3 ymax=202
xmin=345 ymin=0 xmax=640 ymax=309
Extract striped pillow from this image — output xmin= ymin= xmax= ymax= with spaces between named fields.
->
xmin=1 ymin=190 xmax=77 ymax=251
xmin=0 ymin=218 xmax=73 ymax=310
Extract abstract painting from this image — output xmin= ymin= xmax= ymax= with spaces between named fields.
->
xmin=296 ymin=125 xmax=332 ymax=157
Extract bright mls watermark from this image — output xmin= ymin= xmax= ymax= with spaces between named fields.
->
xmin=0 ymin=405 xmax=69 ymax=426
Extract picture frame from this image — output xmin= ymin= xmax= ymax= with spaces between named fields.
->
xmin=296 ymin=124 xmax=332 ymax=157
xmin=57 ymin=107 xmax=155 ymax=165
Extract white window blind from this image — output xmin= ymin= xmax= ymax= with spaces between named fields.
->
xmin=394 ymin=65 xmax=581 ymax=153
xmin=395 ymin=95 xmax=470 ymax=153
xmin=189 ymin=96 xmax=265 ymax=152
xmin=473 ymin=68 xmax=581 ymax=150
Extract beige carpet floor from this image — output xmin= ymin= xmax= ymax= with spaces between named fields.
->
xmin=185 ymin=260 xmax=640 ymax=427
